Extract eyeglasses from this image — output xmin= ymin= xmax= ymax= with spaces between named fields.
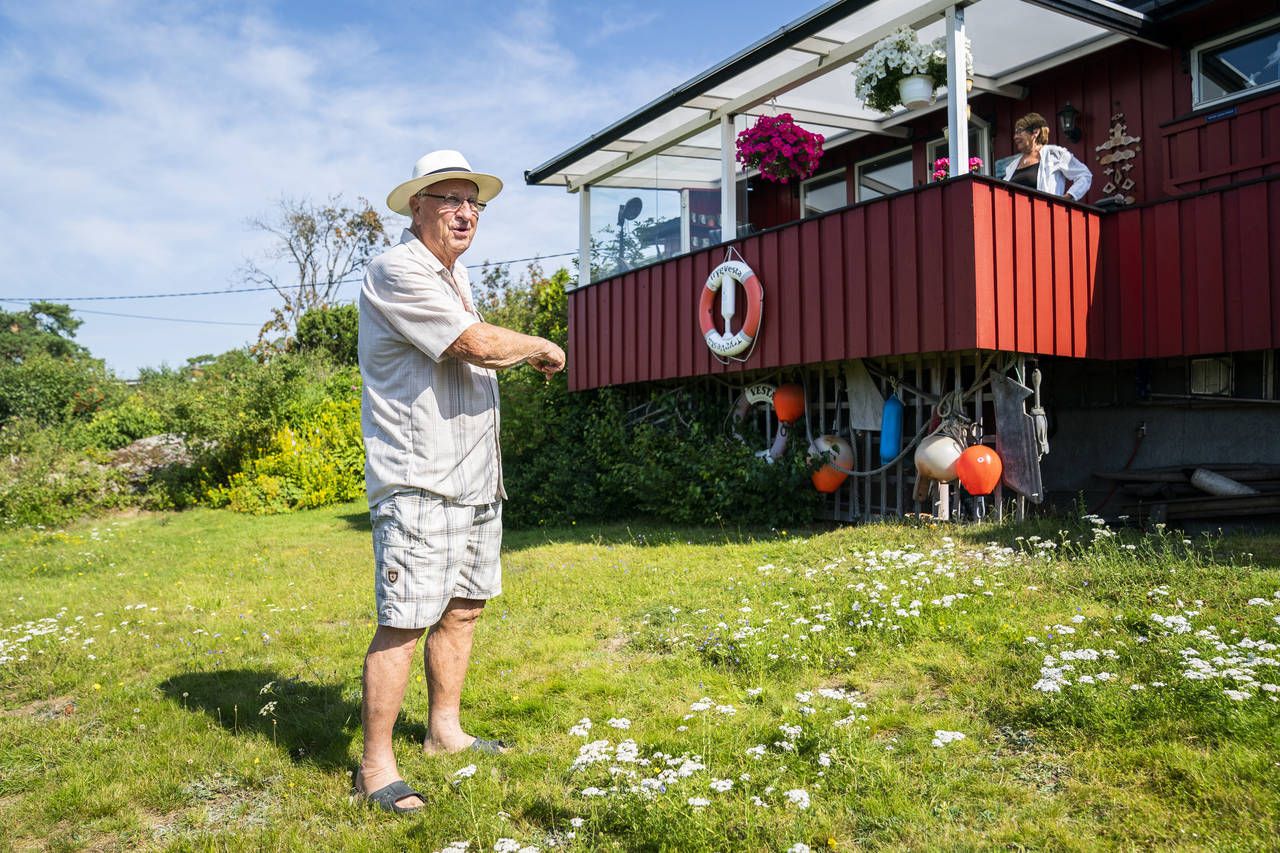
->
xmin=417 ymin=192 xmax=486 ymax=213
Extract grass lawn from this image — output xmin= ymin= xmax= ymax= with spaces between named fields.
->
xmin=1 ymin=503 xmax=1278 ymax=852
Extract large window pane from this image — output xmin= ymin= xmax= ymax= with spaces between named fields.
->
xmin=855 ymin=147 xmax=913 ymax=201
xmin=585 ymin=132 xmax=725 ymax=283
xmin=1195 ymin=19 xmax=1280 ymax=106
xmin=801 ymin=169 xmax=848 ymax=217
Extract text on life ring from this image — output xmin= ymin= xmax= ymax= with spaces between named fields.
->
xmin=699 ymin=260 xmax=763 ymax=357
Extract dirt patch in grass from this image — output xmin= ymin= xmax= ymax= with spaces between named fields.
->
xmin=989 ymin=726 xmax=1071 ymax=795
xmin=1 ymin=695 xmax=75 ymax=720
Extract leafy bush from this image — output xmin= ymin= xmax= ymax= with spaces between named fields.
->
xmin=290 ymin=303 xmax=358 ymax=366
xmin=610 ymin=409 xmax=822 ymax=528
xmin=205 ymin=398 xmax=365 ymax=514
xmin=0 ymin=417 xmax=130 ymax=526
xmin=81 ymin=393 xmax=167 ymax=450
xmin=0 ymin=351 xmax=122 ymax=425
xmin=131 ymin=349 xmax=361 ymax=498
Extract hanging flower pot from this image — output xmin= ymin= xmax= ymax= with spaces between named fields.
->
xmin=897 ymin=74 xmax=935 ymax=109
xmin=855 ymin=27 xmax=971 ymax=114
xmin=734 ymin=114 xmax=825 ymax=184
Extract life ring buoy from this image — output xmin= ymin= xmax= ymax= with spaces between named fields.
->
xmin=699 ymin=260 xmax=763 ymax=358
xmin=730 ymin=382 xmax=788 ymax=462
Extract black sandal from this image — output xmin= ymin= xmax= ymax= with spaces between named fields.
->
xmin=351 ymin=772 xmax=427 ymax=815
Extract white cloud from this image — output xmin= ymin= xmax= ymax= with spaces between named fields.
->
xmin=0 ymin=0 xmax=694 ymax=374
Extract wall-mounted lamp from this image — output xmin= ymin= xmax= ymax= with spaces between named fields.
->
xmin=1057 ymin=102 xmax=1082 ymax=143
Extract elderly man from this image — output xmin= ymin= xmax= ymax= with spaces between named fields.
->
xmin=353 ymin=150 xmax=565 ymax=814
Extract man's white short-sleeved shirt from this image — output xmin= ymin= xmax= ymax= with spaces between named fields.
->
xmin=359 ymin=229 xmax=505 ymax=508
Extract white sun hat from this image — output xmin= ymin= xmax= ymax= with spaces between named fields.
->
xmin=386 ymin=149 xmax=503 ymax=216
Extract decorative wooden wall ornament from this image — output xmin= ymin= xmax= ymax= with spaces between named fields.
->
xmin=1095 ymin=112 xmax=1142 ymax=205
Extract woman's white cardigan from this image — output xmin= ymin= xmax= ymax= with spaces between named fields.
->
xmin=1002 ymin=144 xmax=1092 ymax=201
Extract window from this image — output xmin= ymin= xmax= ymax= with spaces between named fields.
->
xmin=800 ymin=168 xmax=848 ymax=217
xmin=925 ymin=119 xmax=992 ymax=177
xmin=1192 ymin=18 xmax=1280 ymax=108
xmin=854 ymin=146 xmax=913 ymax=202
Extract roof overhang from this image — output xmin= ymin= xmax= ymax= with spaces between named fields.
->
xmin=526 ymin=0 xmax=1178 ymax=191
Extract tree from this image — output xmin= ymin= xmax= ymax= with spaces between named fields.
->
xmin=242 ymin=195 xmax=389 ymax=352
xmin=0 ymin=301 xmax=87 ymax=362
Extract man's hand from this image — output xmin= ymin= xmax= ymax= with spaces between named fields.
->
xmin=528 ymin=342 xmax=566 ymax=375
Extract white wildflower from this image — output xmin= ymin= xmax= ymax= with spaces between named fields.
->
xmin=784 ymin=789 xmax=811 ymax=810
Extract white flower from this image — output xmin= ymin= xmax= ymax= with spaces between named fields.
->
xmin=453 ymin=763 xmax=477 ymax=780
xmin=931 ymin=730 xmax=966 ymax=747
xmin=580 ymin=787 xmax=608 ymax=797
xmin=710 ymin=778 xmax=733 ymax=792
xmin=785 ymin=789 xmax=811 ymax=810
xmin=818 ymin=752 xmax=832 ymax=767
xmin=788 ymin=845 xmax=812 ymax=853
xmin=607 ymin=718 xmax=631 ymax=729
xmin=568 ymin=718 xmax=592 ymax=737
xmin=746 ymin=687 xmax=763 ymax=696
xmin=688 ymin=796 xmax=710 ymax=808
xmin=746 ymin=745 xmax=766 ymax=759
xmin=494 ymin=840 xmax=520 ymax=853
xmin=569 ymin=818 xmax=584 ymax=828
xmin=716 ymin=705 xmax=737 ymax=715
xmin=1224 ymin=689 xmax=1252 ymax=700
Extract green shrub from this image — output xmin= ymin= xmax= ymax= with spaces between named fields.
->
xmin=131 ymin=349 xmax=359 ymax=499
xmin=290 ymin=303 xmax=358 ymax=365
xmin=82 ymin=392 xmax=167 ymax=450
xmin=205 ymin=398 xmax=364 ymax=514
xmin=0 ymin=351 xmax=122 ymax=425
xmin=0 ymin=418 xmax=130 ymax=526
xmin=611 ymin=412 xmax=822 ymax=528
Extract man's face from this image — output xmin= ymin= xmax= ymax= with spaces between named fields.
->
xmin=410 ymin=178 xmax=481 ymax=263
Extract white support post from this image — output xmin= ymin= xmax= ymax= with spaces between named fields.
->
xmin=680 ymin=189 xmax=691 ymax=254
xmin=946 ymin=5 xmax=969 ymax=177
xmin=577 ymin=185 xmax=591 ymax=288
xmin=720 ymin=113 xmax=737 ymax=243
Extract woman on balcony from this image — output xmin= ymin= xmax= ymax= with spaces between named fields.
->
xmin=1003 ymin=112 xmax=1092 ymax=201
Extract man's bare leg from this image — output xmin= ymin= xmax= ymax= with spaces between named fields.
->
xmin=423 ymin=597 xmax=489 ymax=753
xmin=357 ymin=625 xmax=427 ymax=808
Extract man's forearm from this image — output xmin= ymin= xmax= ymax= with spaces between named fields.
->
xmin=444 ymin=322 xmax=561 ymax=371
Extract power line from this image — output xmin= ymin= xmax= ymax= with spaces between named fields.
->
xmin=66 ymin=307 xmax=262 ymax=327
xmin=0 ymin=250 xmax=578 ymax=303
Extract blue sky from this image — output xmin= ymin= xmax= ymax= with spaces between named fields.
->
xmin=0 ymin=0 xmax=807 ymax=377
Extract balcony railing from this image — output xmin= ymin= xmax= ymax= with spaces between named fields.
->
xmin=568 ymin=174 xmax=1103 ymax=391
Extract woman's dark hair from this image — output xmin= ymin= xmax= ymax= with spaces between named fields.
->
xmin=1015 ymin=113 xmax=1051 ymax=145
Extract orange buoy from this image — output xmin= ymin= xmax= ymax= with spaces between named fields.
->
xmin=773 ymin=383 xmax=805 ymax=424
xmin=955 ymin=445 xmax=1003 ymax=495
xmin=809 ymin=435 xmax=854 ymax=493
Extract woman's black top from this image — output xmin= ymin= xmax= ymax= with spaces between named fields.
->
xmin=1009 ymin=162 xmax=1038 ymax=189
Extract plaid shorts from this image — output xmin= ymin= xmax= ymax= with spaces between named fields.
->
xmin=370 ymin=490 xmax=503 ymax=629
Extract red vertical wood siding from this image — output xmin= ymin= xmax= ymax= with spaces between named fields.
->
xmin=566 ymin=175 xmax=1279 ymax=391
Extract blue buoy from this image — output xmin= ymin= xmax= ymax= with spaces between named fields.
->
xmin=880 ymin=393 xmax=903 ymax=465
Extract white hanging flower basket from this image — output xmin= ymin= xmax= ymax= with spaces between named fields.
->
xmin=897 ymin=74 xmax=935 ymax=110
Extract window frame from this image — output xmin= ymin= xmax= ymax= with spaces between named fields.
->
xmin=1191 ymin=16 xmax=1280 ymax=110
xmin=924 ymin=116 xmax=992 ymax=178
xmin=853 ymin=143 xmax=915 ymax=203
xmin=799 ymin=166 xmax=849 ymax=218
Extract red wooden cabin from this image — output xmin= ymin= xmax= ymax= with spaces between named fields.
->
xmin=527 ymin=0 xmax=1280 ymax=522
